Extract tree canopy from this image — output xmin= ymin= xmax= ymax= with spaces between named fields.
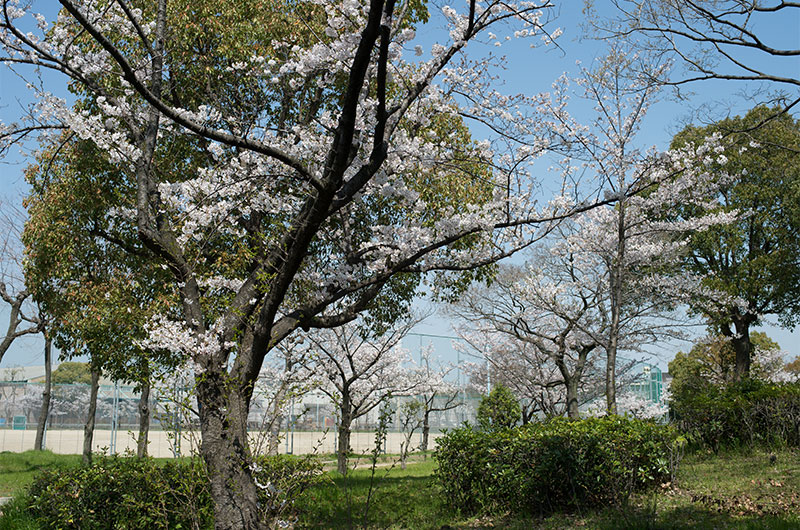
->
xmin=671 ymin=106 xmax=800 ymax=378
xmin=668 ymin=331 xmax=787 ymax=403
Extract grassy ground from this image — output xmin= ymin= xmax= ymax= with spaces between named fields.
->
xmin=2 ymin=448 xmax=799 ymax=528
xmin=0 ymin=451 xmax=82 ymax=497
xmin=296 ymin=448 xmax=800 ymax=529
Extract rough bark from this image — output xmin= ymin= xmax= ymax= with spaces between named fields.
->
xmin=421 ymin=410 xmax=430 ymax=451
xmin=136 ymin=376 xmax=151 ymax=458
xmin=267 ymin=414 xmax=283 ymax=456
xmin=196 ymin=371 xmax=262 ymax=530
xmin=83 ymin=366 xmax=100 ymax=465
xmin=34 ymin=335 xmax=52 ymax=451
xmin=337 ymin=392 xmax=353 ymax=475
xmin=726 ymin=316 xmax=754 ymax=380
xmin=565 ymin=377 xmax=580 ymax=419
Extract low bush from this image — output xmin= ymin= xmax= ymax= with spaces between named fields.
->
xmin=25 ymin=454 xmax=326 ymax=529
xmin=434 ymin=415 xmax=683 ymax=515
xmin=671 ymin=379 xmax=800 ymax=451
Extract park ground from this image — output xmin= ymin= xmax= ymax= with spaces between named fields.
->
xmin=1 ymin=448 xmax=800 ymax=528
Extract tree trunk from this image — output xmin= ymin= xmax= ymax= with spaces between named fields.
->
xmin=266 ymin=382 xmax=289 ymax=456
xmin=565 ymin=377 xmax=580 ymax=419
xmin=731 ymin=317 xmax=753 ymax=380
xmin=83 ymin=365 xmax=100 ymax=465
xmin=196 ymin=370 xmax=262 ymax=530
xmin=421 ymin=409 xmax=430 ymax=452
xmin=606 ymin=199 xmax=626 ymax=415
xmin=267 ymin=413 xmax=283 ymax=456
xmin=34 ymin=335 xmax=52 ymax=451
xmin=337 ymin=393 xmax=353 ymax=475
xmin=137 ymin=376 xmax=151 ymax=458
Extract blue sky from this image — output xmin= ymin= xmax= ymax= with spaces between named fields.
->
xmin=0 ymin=2 xmax=798 ymax=372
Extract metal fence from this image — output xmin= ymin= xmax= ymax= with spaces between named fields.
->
xmin=0 ymin=382 xmax=480 ymax=457
xmin=0 ymin=363 xmax=666 ymax=457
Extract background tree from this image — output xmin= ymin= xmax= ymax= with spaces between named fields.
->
xmin=671 ymin=106 xmax=800 ymax=379
xmin=24 ymin=135 xmax=182 ymax=458
xmin=33 ymin=332 xmax=52 ymax=451
xmin=785 ymin=356 xmax=800 ymax=382
xmin=299 ymin=317 xmax=420 ymax=475
xmin=397 ymin=398 xmax=424 ymax=469
xmin=0 ymin=199 xmax=51 ymax=450
xmin=526 ymin=44 xmax=733 ymax=412
xmin=51 ymin=361 xmax=92 ymax=385
xmin=669 ymin=331 xmax=791 ymax=403
xmin=454 ymin=262 xmax=604 ymax=419
xmin=414 ymin=346 xmax=461 ymax=451
xmin=476 ymin=384 xmax=521 ymax=431
xmin=598 ymin=0 xmax=800 ymax=110
xmin=0 ymin=200 xmax=42 ymax=365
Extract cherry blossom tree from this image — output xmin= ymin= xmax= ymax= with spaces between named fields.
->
xmin=0 ymin=2 xmax=578 ymax=523
xmin=414 ymin=345 xmax=460 ymax=451
xmin=595 ymin=0 xmax=800 ymax=111
xmin=528 ymin=43 xmax=742 ymax=412
xmin=458 ymin=331 xmax=571 ymax=420
xmin=453 ymin=263 xmax=604 ymax=419
xmin=249 ymin=339 xmax=317 ymax=456
xmin=0 ymin=1 xmax=731 ymax=525
xmin=0 ymin=199 xmax=51 ymax=449
xmin=0 ymin=200 xmax=43 ymax=365
xmin=297 ymin=316 xmax=419 ymax=475
xmin=397 ymin=397 xmax=423 ymax=469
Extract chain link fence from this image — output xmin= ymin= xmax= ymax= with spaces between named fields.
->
xmin=0 ymin=382 xmax=480 ymax=457
xmin=1 ymin=363 xmax=666 ymax=457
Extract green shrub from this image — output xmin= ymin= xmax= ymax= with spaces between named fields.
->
xmin=476 ymin=384 xmax=521 ymax=431
xmin=434 ymin=416 xmax=683 ymax=515
xmin=27 ymin=456 xmax=213 ymax=529
xmin=251 ymin=454 xmax=330 ymax=522
xmin=671 ymin=379 xmax=800 ymax=451
xmin=25 ymin=454 xmax=326 ymax=529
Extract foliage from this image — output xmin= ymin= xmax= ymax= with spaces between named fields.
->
xmin=786 ymin=356 xmax=800 ymax=381
xmin=476 ymin=384 xmax=521 ymax=431
xmin=50 ymin=361 xmax=92 ymax=385
xmin=24 ymin=454 xmax=325 ymax=529
xmin=434 ymin=415 xmax=683 ymax=516
xmin=671 ymin=379 xmax=800 ymax=452
xmin=27 ymin=456 xmax=213 ymax=529
xmin=250 ymin=454 xmax=330 ymax=524
xmin=669 ymin=332 xmax=789 ymax=403
xmin=670 ymin=106 xmax=800 ymax=377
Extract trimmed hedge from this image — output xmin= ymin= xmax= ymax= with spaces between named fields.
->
xmin=671 ymin=379 xmax=800 ymax=451
xmin=26 ymin=454 xmax=326 ymax=529
xmin=434 ymin=416 xmax=683 ymax=515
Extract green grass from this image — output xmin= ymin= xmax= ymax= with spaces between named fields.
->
xmin=297 ymin=459 xmax=453 ymax=529
xmin=296 ymin=448 xmax=800 ymax=529
xmin=2 ymin=448 xmax=800 ymax=528
xmin=0 ymin=451 xmax=82 ymax=496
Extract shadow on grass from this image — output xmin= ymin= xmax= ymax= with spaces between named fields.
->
xmin=593 ymin=504 xmax=800 ymax=530
xmin=299 ymin=472 xmax=450 ymax=529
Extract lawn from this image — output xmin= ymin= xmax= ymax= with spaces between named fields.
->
xmin=297 ymin=448 xmax=800 ymax=529
xmin=2 ymin=448 xmax=800 ymax=528
xmin=0 ymin=451 xmax=82 ymax=497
